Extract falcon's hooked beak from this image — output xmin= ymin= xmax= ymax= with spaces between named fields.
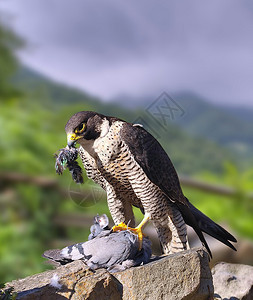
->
xmin=67 ymin=133 xmax=83 ymax=147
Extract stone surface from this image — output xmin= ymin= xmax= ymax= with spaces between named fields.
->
xmin=187 ymin=226 xmax=253 ymax=268
xmin=5 ymin=261 xmax=121 ymax=300
xmin=212 ymin=262 xmax=253 ymax=300
xmin=5 ymin=248 xmax=213 ymax=300
xmin=114 ymin=248 xmax=213 ymax=300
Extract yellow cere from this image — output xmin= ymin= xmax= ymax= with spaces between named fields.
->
xmin=67 ymin=133 xmax=82 ymax=142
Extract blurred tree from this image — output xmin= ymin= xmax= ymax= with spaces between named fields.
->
xmin=0 ymin=16 xmax=24 ymax=99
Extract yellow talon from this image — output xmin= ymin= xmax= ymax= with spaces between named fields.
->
xmin=112 ymin=222 xmax=129 ymax=232
xmin=112 ymin=214 xmax=150 ymax=250
xmin=112 ymin=222 xmax=144 ymax=250
xmin=129 ymin=226 xmax=145 ymax=250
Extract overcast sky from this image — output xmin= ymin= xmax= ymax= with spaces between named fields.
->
xmin=1 ymin=0 xmax=253 ymax=106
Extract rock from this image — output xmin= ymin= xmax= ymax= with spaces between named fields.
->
xmin=114 ymin=248 xmax=213 ymax=300
xmin=188 ymin=226 xmax=253 ymax=268
xmin=212 ymin=262 xmax=253 ymax=300
xmin=4 ymin=248 xmax=213 ymax=300
xmin=4 ymin=260 xmax=121 ymax=300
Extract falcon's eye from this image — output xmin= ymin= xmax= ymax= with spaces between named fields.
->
xmin=75 ymin=123 xmax=86 ymax=134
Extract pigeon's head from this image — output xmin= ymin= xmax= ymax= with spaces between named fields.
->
xmin=94 ymin=214 xmax=109 ymax=229
xmin=88 ymin=214 xmax=110 ymax=240
xmin=65 ymin=111 xmax=109 ymax=148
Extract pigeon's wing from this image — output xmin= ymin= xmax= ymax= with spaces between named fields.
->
xmin=61 ymin=231 xmax=139 ymax=269
xmin=84 ymin=232 xmax=138 ymax=268
xmin=107 ymin=235 xmax=152 ymax=273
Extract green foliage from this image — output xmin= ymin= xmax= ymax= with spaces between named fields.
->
xmin=0 ymin=19 xmax=23 ymax=99
xmin=182 ymin=164 xmax=253 ymax=239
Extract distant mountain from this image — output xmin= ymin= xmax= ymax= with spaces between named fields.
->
xmin=11 ymin=66 xmax=100 ymax=106
xmin=223 ymin=105 xmax=253 ymax=123
xmin=10 ymin=66 xmax=242 ymax=174
xmin=113 ymin=91 xmax=253 ymax=162
xmin=11 ymin=66 xmax=131 ymax=120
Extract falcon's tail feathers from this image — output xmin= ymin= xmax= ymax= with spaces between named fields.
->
xmin=188 ymin=202 xmax=237 ymax=251
xmin=177 ymin=201 xmax=212 ymax=258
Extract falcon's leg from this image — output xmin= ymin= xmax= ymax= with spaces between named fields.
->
xmin=153 ymin=223 xmax=172 ymax=254
xmin=153 ymin=205 xmax=188 ymax=255
xmin=167 ymin=205 xmax=188 ymax=254
xmin=106 ymin=184 xmax=136 ymax=227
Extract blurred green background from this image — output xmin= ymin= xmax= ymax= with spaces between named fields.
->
xmin=1 ymin=9 xmax=253 ymax=284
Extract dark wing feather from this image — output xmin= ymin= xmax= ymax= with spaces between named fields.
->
xmin=120 ymin=123 xmax=214 ymax=256
xmin=120 ymin=123 xmax=185 ymax=204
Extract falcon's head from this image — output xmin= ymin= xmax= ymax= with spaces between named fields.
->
xmin=65 ymin=111 xmax=109 ymax=147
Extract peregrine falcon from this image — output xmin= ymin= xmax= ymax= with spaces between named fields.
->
xmin=64 ymin=111 xmax=236 ymax=257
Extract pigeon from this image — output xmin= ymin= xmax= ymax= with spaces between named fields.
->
xmin=43 ymin=214 xmax=151 ymax=273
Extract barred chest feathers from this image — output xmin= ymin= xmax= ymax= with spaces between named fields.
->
xmin=79 ymin=119 xmax=124 ymax=167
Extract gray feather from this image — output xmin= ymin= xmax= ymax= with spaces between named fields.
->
xmin=61 ymin=231 xmax=150 ymax=271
